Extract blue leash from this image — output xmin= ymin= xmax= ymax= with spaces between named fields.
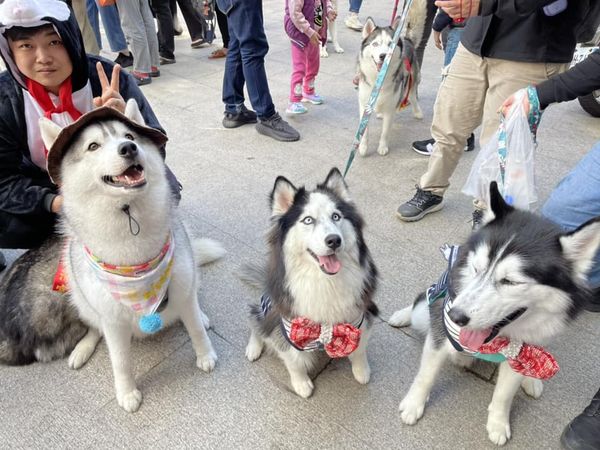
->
xmin=342 ymin=0 xmax=414 ymax=178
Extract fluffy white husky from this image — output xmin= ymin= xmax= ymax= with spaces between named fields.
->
xmin=389 ymin=183 xmax=600 ymax=445
xmin=320 ymin=0 xmax=344 ymax=57
xmin=38 ymin=100 xmax=222 ymax=412
xmin=357 ymin=0 xmax=426 ymax=156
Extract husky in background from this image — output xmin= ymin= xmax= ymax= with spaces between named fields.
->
xmin=389 ymin=182 xmax=600 ymax=446
xmin=0 ymin=100 xmax=223 ymax=413
xmin=242 ymin=168 xmax=378 ymax=398
xmin=357 ymin=0 xmax=426 ymax=156
xmin=320 ymin=0 xmax=344 ymax=57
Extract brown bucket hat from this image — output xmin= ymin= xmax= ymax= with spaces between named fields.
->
xmin=46 ymin=106 xmax=168 ymax=185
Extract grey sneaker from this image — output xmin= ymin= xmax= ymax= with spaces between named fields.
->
xmin=256 ymin=112 xmax=300 ymax=142
xmin=397 ymin=186 xmax=443 ymax=222
xmin=223 ymin=105 xmax=258 ymax=129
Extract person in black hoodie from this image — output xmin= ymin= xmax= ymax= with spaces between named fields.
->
xmin=501 ymin=51 xmax=600 ymax=450
xmin=395 ymin=0 xmax=594 ymax=223
xmin=0 ymin=0 xmax=179 ymax=270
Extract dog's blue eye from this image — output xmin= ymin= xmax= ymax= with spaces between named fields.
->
xmin=332 ymin=213 xmax=341 ymax=221
xmin=372 ymin=42 xmax=379 ymax=47
xmin=301 ymin=217 xmax=314 ymax=225
xmin=500 ymin=278 xmax=520 ymax=286
xmin=87 ymin=142 xmax=99 ymax=151
xmin=125 ymin=133 xmax=135 ymax=140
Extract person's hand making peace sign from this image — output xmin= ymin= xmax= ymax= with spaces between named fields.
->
xmin=93 ymin=62 xmax=126 ymax=113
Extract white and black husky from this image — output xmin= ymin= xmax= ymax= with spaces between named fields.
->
xmin=389 ymin=182 xmax=600 ymax=446
xmin=357 ymin=0 xmax=426 ymax=156
xmin=242 ymin=168 xmax=378 ymax=398
xmin=320 ymin=0 xmax=343 ymax=57
xmin=0 ymin=100 xmax=222 ymax=413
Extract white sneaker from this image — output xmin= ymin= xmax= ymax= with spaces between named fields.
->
xmin=344 ymin=13 xmax=363 ymax=31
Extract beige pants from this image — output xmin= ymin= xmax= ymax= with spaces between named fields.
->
xmin=72 ymin=0 xmax=101 ymax=55
xmin=420 ymin=44 xmax=567 ymax=196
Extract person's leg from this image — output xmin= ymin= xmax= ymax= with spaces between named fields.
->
xmin=97 ymin=1 xmax=129 ymax=53
xmin=443 ymin=27 xmax=461 ymax=67
xmin=348 ymin=0 xmax=362 ymax=13
xmin=176 ymin=0 xmax=206 ymax=43
xmin=561 ymin=387 xmax=600 ymax=450
xmin=139 ymin=0 xmax=161 ymax=68
xmin=345 ymin=0 xmax=364 ymax=30
xmin=72 ymin=0 xmax=101 ymax=55
xmin=289 ymin=45 xmax=306 ymax=103
xmin=0 ymin=211 xmax=56 ymax=250
xmin=221 ymin=15 xmax=247 ymax=115
xmin=151 ymin=0 xmax=176 ymax=60
xmin=414 ymin=0 xmax=437 ymax=69
xmin=302 ymin=42 xmax=320 ymax=95
xmin=216 ymin=6 xmax=229 ymax=48
xmin=86 ymin=0 xmax=102 ymax=49
xmin=542 ymin=141 xmax=600 ymax=289
xmin=117 ymin=0 xmax=152 ymax=75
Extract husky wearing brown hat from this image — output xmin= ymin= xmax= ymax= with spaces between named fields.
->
xmin=0 ymin=99 xmax=223 ymax=412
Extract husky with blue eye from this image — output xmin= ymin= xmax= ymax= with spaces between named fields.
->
xmin=389 ymin=182 xmax=600 ymax=446
xmin=242 ymin=168 xmax=378 ymax=398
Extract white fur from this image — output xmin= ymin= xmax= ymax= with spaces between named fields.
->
xmin=320 ymin=0 xmax=344 ymax=58
xmin=39 ymin=100 xmax=218 ymax=412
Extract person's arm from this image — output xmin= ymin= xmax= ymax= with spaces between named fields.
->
xmin=288 ymin=0 xmax=314 ymax=37
xmin=432 ymin=9 xmax=452 ymax=31
xmin=435 ymin=0 xmax=557 ymax=19
xmin=536 ymin=51 xmax=600 ymax=108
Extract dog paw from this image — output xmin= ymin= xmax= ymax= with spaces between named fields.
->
xmin=377 ymin=145 xmax=389 ymax=156
xmin=68 ymin=340 xmax=96 ymax=370
xmin=352 ymin=362 xmax=371 ymax=384
xmin=521 ymin=377 xmax=543 ymax=399
xmin=388 ymin=308 xmax=412 ymax=327
xmin=117 ymin=389 xmax=142 ymax=413
xmin=245 ymin=341 xmax=263 ymax=362
xmin=358 ymin=144 xmax=368 ymax=157
xmin=292 ymin=378 xmax=314 ymax=398
xmin=196 ymin=350 xmax=217 ymax=373
xmin=487 ymin=418 xmax=511 ymax=446
xmin=320 ymin=47 xmax=329 ymax=58
xmin=399 ymin=395 xmax=425 ymax=425
xmin=334 ymin=45 xmax=344 ymax=54
xmin=413 ymin=110 xmax=424 ymax=120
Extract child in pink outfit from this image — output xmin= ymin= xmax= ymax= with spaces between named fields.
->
xmin=284 ymin=0 xmax=337 ymax=114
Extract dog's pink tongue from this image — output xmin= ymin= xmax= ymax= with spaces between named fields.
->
xmin=459 ymin=328 xmax=492 ymax=351
xmin=317 ymin=255 xmax=341 ymax=274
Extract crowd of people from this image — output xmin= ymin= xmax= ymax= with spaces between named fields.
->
xmin=0 ymin=0 xmax=598 ymax=448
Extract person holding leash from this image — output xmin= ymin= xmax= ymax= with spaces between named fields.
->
xmin=501 ymin=50 xmax=600 ymax=450
xmin=395 ymin=0 xmax=593 ymax=223
xmin=0 ymin=0 xmax=179 ymax=270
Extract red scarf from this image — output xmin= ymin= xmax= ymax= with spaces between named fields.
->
xmin=26 ymin=76 xmax=82 ymax=122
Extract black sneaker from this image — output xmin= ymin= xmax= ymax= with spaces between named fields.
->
xmin=159 ymin=55 xmax=176 ymax=65
xmin=561 ymin=387 xmax=600 ymax=450
xmin=412 ymin=138 xmax=435 ymax=155
xmin=114 ymin=52 xmax=133 ymax=68
xmin=222 ymin=105 xmax=258 ymax=129
xmin=584 ymin=287 xmax=600 ymax=313
xmin=256 ymin=112 xmax=300 ymax=142
xmin=396 ymin=186 xmax=443 ymax=222
xmin=465 ymin=133 xmax=475 ymax=152
xmin=471 ymin=208 xmax=484 ymax=231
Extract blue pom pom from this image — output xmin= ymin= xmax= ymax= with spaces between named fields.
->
xmin=504 ymin=195 xmax=514 ymax=205
xmin=139 ymin=313 xmax=163 ymax=334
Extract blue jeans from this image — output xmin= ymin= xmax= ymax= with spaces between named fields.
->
xmin=86 ymin=0 xmax=128 ymax=53
xmin=349 ymin=0 xmax=362 ymax=13
xmin=444 ymin=27 xmax=463 ymax=67
xmin=217 ymin=0 xmax=275 ymax=119
xmin=542 ymin=141 xmax=600 ymax=287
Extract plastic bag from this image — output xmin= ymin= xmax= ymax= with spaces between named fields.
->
xmin=462 ymin=91 xmax=537 ymax=210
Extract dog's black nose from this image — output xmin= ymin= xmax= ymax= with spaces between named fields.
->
xmin=118 ymin=141 xmax=138 ymax=159
xmin=325 ymin=234 xmax=342 ymax=250
xmin=448 ymin=308 xmax=470 ymax=326
xmin=379 ymin=53 xmax=386 ymax=61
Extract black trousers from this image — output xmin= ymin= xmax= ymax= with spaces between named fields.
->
xmin=414 ymin=0 xmax=437 ymax=69
xmin=216 ymin=5 xmax=229 ymax=48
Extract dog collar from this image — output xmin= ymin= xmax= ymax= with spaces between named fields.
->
xmin=260 ymin=294 xmax=364 ymax=358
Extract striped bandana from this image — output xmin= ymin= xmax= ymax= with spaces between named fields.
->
xmin=84 ymin=234 xmax=174 ymax=316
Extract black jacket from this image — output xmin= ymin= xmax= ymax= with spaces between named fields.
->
xmin=536 ymin=51 xmax=600 ymax=108
xmin=461 ymin=0 xmax=595 ymax=63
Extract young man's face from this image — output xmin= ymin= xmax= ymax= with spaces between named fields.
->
xmin=7 ymin=27 xmax=73 ymax=95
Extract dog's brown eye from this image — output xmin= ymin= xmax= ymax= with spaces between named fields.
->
xmin=124 ymin=133 xmax=135 ymax=140
xmin=88 ymin=142 xmax=99 ymax=151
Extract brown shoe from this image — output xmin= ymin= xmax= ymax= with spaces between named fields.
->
xmin=208 ymin=47 xmax=228 ymax=59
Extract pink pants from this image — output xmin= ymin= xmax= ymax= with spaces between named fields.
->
xmin=290 ymin=42 xmax=320 ymax=102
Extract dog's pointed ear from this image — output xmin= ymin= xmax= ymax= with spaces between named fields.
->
xmin=322 ymin=167 xmax=351 ymax=202
xmin=124 ymin=98 xmax=146 ymax=126
xmin=559 ymin=217 xmax=600 ymax=280
xmin=488 ymin=181 xmax=513 ymax=221
xmin=362 ymin=17 xmax=376 ymax=39
xmin=39 ymin=117 xmax=64 ymax=150
xmin=391 ymin=15 xmax=401 ymax=30
xmin=270 ymin=176 xmax=297 ymax=216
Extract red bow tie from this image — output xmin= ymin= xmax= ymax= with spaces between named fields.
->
xmin=478 ymin=337 xmax=559 ymax=380
xmin=288 ymin=317 xmax=361 ymax=358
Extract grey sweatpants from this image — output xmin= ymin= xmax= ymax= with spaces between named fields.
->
xmin=116 ymin=0 xmax=160 ymax=73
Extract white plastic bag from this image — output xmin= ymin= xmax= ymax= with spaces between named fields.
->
xmin=462 ymin=92 xmax=537 ymax=210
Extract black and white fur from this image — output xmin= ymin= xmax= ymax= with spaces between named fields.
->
xmin=0 ymin=99 xmax=224 ymax=412
xmin=357 ymin=0 xmax=426 ymax=156
xmin=389 ymin=183 xmax=600 ymax=445
xmin=320 ymin=0 xmax=343 ymax=57
xmin=242 ymin=168 xmax=378 ymax=398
